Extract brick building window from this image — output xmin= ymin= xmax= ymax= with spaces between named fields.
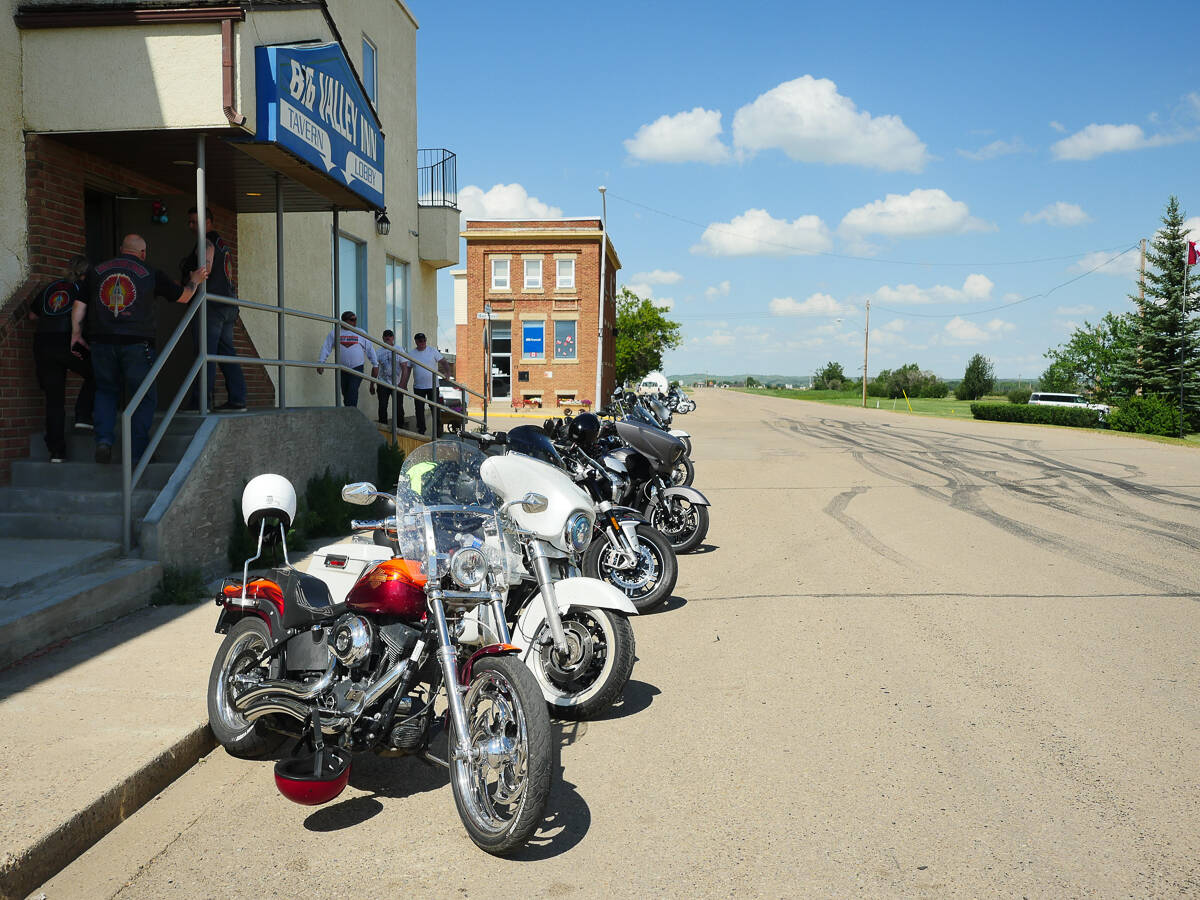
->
xmin=554 ymin=319 xmax=577 ymax=359
xmin=524 ymin=258 xmax=542 ymax=290
xmin=556 ymin=258 xmax=575 ymax=289
xmin=491 ymin=258 xmax=510 ymax=290
xmin=522 ymin=321 xmax=544 ymax=359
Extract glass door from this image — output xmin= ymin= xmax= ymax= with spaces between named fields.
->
xmin=490 ymin=324 xmax=511 ymax=403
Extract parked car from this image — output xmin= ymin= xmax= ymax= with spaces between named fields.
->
xmin=1029 ymin=392 xmax=1111 ymax=420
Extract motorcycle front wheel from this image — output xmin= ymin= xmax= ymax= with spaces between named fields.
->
xmin=528 ymin=606 xmax=636 ymax=718
xmin=449 ymin=655 xmax=552 ymax=856
xmin=583 ymin=524 xmax=678 ymax=612
xmin=650 ymin=497 xmax=710 ymax=554
xmin=670 ymin=455 xmax=694 ymax=487
xmin=206 ymin=617 xmax=287 ymax=759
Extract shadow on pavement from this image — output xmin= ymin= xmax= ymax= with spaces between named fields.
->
xmin=682 ymin=542 xmax=718 ymax=555
xmin=509 ymin=728 xmax=590 ymax=860
xmin=303 ymin=751 xmax=447 ymax=832
xmin=590 ymin=678 xmax=660 ymax=721
xmin=642 ymin=594 xmax=688 ymax=615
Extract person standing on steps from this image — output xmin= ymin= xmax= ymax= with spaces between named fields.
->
xmin=401 ymin=332 xmax=448 ymax=436
xmin=182 ymin=206 xmax=246 ymax=411
xmin=73 ymin=234 xmax=207 ymax=465
xmin=316 ymin=310 xmax=379 ymax=408
xmin=28 ymin=254 xmax=94 ymax=462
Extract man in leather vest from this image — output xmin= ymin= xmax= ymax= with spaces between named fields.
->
xmin=183 ymin=206 xmax=246 ymax=411
xmin=72 ymin=234 xmax=207 ymax=464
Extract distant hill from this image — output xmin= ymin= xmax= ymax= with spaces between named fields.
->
xmin=668 ymin=373 xmax=813 ymax=387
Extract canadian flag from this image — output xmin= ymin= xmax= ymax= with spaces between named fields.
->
xmin=1190 ymin=241 xmax=1199 ymax=266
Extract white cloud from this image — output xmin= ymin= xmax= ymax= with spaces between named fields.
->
xmin=1050 ymin=121 xmax=1067 ymax=133
xmin=629 ymin=269 xmax=683 ymax=285
xmin=731 ymin=75 xmax=929 ymax=172
xmin=1071 ymin=248 xmax=1142 ymax=278
xmin=705 ymin=280 xmax=731 ymax=299
xmin=839 ymin=189 xmax=993 ymax=239
xmin=459 ymin=183 xmax=563 ymax=222
xmin=1050 ymin=123 xmax=1184 ymax=161
xmin=654 ymin=297 xmax=675 ymax=311
xmin=692 ymin=208 xmax=832 ymax=257
xmin=437 ymin=322 xmax=456 ymax=352
xmin=873 ymin=274 xmax=994 ymax=305
xmin=624 ymin=107 xmax=732 ymax=164
xmin=695 ymin=329 xmax=737 ymax=348
xmin=625 ymin=283 xmax=654 ymax=299
xmin=1055 ymin=304 xmax=1095 ymax=316
xmin=944 ymin=316 xmax=1013 ymax=344
xmin=1185 ymin=217 xmax=1200 ymax=242
xmin=769 ymin=293 xmax=848 ymax=317
xmin=958 ymin=138 xmax=1028 ymax=161
xmin=1022 ymin=201 xmax=1091 ymax=227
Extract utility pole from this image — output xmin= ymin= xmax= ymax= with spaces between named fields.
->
xmin=862 ymin=297 xmax=870 ymax=407
xmin=595 ymin=186 xmax=608 ymax=406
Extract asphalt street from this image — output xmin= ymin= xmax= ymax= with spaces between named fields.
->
xmin=39 ymin=389 xmax=1200 ymax=898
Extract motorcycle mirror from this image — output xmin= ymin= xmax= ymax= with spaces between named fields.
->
xmin=340 ymin=482 xmax=380 ymax=505
xmin=519 ymin=492 xmax=549 ymax=513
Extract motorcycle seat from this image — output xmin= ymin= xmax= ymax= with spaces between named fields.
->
xmin=279 ymin=568 xmax=348 ymax=630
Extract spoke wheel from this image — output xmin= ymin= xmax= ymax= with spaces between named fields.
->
xmin=206 ymin=617 xmax=286 ymax=759
xmin=449 ymin=656 xmax=552 ymax=855
xmin=529 ymin=607 xmax=636 ymax=718
xmin=583 ymin=524 xmax=678 ymax=612
xmin=650 ymin=497 xmax=710 ymax=554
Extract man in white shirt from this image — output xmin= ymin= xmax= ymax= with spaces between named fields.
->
xmin=376 ymin=329 xmax=404 ymax=427
xmin=401 ymin=331 xmax=448 ymax=435
xmin=316 ymin=310 xmax=379 ymax=409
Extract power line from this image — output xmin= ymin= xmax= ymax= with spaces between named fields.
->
xmin=607 ymin=190 xmax=1133 ymax=268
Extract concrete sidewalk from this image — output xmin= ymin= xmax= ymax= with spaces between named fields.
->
xmin=0 ymin=601 xmax=219 ymax=900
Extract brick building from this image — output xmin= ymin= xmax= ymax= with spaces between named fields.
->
xmin=456 ymin=219 xmax=619 ymax=410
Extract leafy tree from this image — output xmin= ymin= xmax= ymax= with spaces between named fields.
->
xmin=1127 ymin=196 xmax=1200 ymax=428
xmin=1042 ymin=312 xmax=1140 ymax=402
xmin=957 ymin=354 xmax=995 ymax=401
xmin=614 ymin=288 xmax=682 ymax=385
xmin=744 ymin=376 xmax=760 ymax=388
xmin=812 ymin=361 xmax=851 ymax=390
xmin=868 ymin=364 xmax=946 ymax=398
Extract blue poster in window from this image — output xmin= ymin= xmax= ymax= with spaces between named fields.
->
xmin=523 ymin=323 xmax=544 ymax=358
xmin=254 ymin=42 xmax=385 ymax=208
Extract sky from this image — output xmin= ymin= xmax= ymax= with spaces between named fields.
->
xmin=411 ymin=0 xmax=1200 ymax=379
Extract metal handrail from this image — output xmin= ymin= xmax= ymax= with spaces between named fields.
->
xmin=119 ymin=290 xmax=485 ymax=551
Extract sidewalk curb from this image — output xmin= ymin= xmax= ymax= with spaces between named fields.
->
xmin=1 ymin=721 xmax=214 ymax=900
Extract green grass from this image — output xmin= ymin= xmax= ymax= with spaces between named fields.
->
xmin=733 ymin=386 xmax=1200 ymax=445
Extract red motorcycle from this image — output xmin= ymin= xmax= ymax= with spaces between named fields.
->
xmin=206 ymin=446 xmax=553 ymax=855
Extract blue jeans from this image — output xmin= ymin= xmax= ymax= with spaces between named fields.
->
xmin=92 ymin=341 xmax=156 ymax=461
xmin=341 ymin=364 xmax=365 ymax=407
xmin=191 ymin=302 xmax=246 ymax=407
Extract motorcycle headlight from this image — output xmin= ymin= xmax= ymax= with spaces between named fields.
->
xmin=565 ymin=511 xmax=592 ymax=552
xmin=449 ymin=547 xmax=487 ymax=588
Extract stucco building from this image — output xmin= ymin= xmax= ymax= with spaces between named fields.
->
xmin=455 ymin=219 xmax=619 ymax=411
xmin=0 ymin=0 xmax=458 ymax=483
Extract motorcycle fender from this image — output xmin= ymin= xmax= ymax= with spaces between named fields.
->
xmin=663 ymin=485 xmax=710 ymax=507
xmin=460 ymin=643 xmax=522 ymax=682
xmin=513 ymin=577 xmax=638 ymax=650
xmin=668 ymin=429 xmax=690 ymax=441
xmin=608 ymin=505 xmax=649 ymax=525
xmin=215 ymin=592 xmax=283 ymax=637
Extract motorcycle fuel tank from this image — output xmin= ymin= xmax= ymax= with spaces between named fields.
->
xmin=344 ymin=558 xmax=428 ymax=621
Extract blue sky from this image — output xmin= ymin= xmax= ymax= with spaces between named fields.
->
xmin=412 ymin=1 xmax=1199 ymax=379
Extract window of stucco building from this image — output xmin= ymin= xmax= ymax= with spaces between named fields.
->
xmin=335 ymin=232 xmax=367 ymax=325
xmin=386 ymin=256 xmax=409 ymax=347
xmin=363 ymin=37 xmax=378 ymax=106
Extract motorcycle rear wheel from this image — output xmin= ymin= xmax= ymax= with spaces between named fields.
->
xmin=207 ymin=617 xmax=287 ymax=759
xmin=529 ymin=607 xmax=636 ymax=718
xmin=583 ymin=524 xmax=678 ymax=612
xmin=449 ymin=655 xmax=552 ymax=856
xmin=650 ymin=497 xmax=710 ymax=554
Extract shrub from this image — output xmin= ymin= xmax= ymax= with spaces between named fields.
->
xmin=918 ymin=380 xmax=949 ymax=398
xmin=152 ymin=566 xmax=207 ymax=606
xmin=378 ymin=442 xmax=406 ymax=493
xmin=295 ymin=467 xmax=352 ymax=539
xmin=1007 ymin=388 xmax=1032 ymax=404
xmin=1107 ymin=395 xmax=1181 ymax=436
xmin=970 ymin=403 xmax=1103 ymax=428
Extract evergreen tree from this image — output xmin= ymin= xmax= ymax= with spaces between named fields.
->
xmin=957 ymin=354 xmax=995 ymax=401
xmin=1129 ymin=196 xmax=1200 ymax=427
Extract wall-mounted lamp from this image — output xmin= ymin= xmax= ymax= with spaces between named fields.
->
xmin=375 ymin=209 xmax=391 ymax=235
xmin=409 ymin=229 xmax=419 ymax=238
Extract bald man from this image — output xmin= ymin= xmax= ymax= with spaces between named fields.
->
xmin=73 ymin=234 xmax=207 ymax=464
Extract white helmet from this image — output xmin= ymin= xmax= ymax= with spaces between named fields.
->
xmin=242 ymin=474 xmax=297 ymax=531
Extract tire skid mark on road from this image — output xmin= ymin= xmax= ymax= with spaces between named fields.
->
xmin=772 ymin=414 xmax=1196 ymax=593
xmin=695 ymin=591 xmax=1200 ymax=601
xmin=823 ymin=485 xmax=909 ymax=567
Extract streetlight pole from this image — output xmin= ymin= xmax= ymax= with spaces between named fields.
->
xmin=595 ymin=186 xmax=607 ymax=407
xmin=862 ymin=297 xmax=870 ymax=407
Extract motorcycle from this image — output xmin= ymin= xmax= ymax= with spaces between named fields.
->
xmin=532 ymin=417 xmax=679 ymax=612
xmin=206 ymin=452 xmax=552 ymax=856
xmin=607 ymin=389 xmax=694 ymax=486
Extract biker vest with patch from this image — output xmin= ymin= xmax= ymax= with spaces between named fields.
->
xmin=31 ymin=279 xmax=81 ymax=335
xmin=88 ymin=253 xmax=164 ymax=341
xmin=182 ymin=230 xmax=236 ymax=299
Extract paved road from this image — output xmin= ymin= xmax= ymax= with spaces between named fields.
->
xmin=42 ymin=390 xmax=1200 ymax=898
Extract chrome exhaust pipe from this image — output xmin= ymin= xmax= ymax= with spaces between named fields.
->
xmin=243 ymin=697 xmax=349 ymax=733
xmin=233 ymin=658 xmax=337 ymax=710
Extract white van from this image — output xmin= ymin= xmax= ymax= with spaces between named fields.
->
xmin=1029 ymin=392 xmax=1111 ymax=419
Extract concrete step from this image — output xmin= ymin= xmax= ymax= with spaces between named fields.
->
xmin=28 ymin=431 xmax=196 ymax=462
xmin=0 ymin=540 xmax=122 ymax=602
xmin=0 ymin=487 xmax=158 ymax=516
xmin=10 ymin=460 xmax=175 ymax=491
xmin=0 ymin=510 xmax=128 ymax=542
xmin=0 ymin=556 xmax=163 ymax=670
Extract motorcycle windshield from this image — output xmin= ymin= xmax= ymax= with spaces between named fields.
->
xmin=395 ymin=440 xmax=508 ymax=588
xmin=505 ymin=424 xmax=567 ymax=469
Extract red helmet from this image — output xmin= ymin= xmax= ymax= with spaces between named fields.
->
xmin=274 ymin=745 xmax=351 ymax=805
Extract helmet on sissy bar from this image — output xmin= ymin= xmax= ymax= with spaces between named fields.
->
xmin=241 ymin=473 xmax=297 ymax=534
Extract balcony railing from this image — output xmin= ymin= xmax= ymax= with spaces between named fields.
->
xmin=417 ymin=148 xmax=457 ymax=208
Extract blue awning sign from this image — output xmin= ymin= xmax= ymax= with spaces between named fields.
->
xmin=256 ymin=42 xmax=385 ymax=208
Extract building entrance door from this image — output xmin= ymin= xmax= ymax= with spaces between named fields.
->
xmin=490 ymin=324 xmax=511 ymax=403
